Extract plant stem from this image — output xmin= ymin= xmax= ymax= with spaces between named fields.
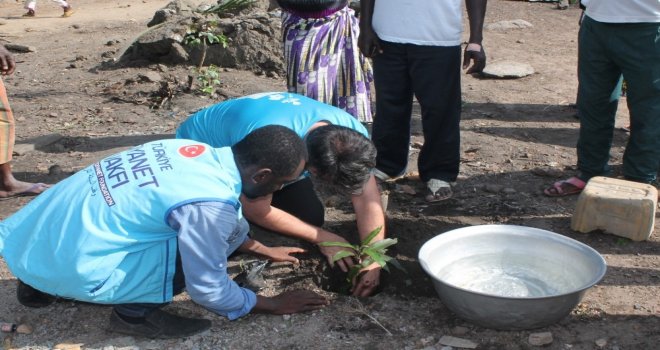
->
xmin=347 ymin=297 xmax=393 ymax=336
xmin=198 ymin=41 xmax=207 ymax=69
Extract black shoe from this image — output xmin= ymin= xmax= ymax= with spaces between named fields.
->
xmin=109 ymin=309 xmax=211 ymax=339
xmin=16 ymin=280 xmax=56 ymax=308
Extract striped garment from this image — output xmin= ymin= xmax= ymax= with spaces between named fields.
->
xmin=0 ymin=78 xmax=15 ymax=164
xmin=282 ymin=5 xmax=373 ymax=123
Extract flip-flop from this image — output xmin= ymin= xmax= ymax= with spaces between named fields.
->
xmin=543 ymin=176 xmax=586 ymax=197
xmin=0 ymin=183 xmax=50 ymax=201
xmin=425 ymin=179 xmax=453 ymax=202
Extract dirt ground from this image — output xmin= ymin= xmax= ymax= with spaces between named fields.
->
xmin=0 ymin=0 xmax=658 ymax=349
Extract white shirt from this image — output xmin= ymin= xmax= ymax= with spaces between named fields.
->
xmin=582 ymin=0 xmax=660 ymax=23
xmin=372 ymin=0 xmax=464 ymax=46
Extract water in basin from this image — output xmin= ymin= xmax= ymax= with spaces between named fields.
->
xmin=435 ymin=253 xmax=577 ymax=298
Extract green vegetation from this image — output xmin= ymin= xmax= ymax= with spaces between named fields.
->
xmin=319 ymin=226 xmax=404 ymax=288
xmin=183 ymin=0 xmax=255 ymax=95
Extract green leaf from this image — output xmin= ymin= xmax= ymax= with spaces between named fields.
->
xmin=363 ymin=248 xmax=387 ymax=267
xmin=361 ymin=257 xmax=373 ymax=267
xmin=318 ymin=241 xmax=357 ymax=250
xmin=361 ymin=226 xmax=383 ymax=246
xmin=331 ymin=250 xmax=356 ymax=263
xmin=368 ymin=238 xmax=398 ymax=252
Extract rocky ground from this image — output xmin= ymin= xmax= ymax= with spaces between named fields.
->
xmin=0 ymin=0 xmax=658 ymax=349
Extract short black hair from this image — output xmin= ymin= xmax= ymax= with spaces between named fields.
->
xmin=306 ymin=125 xmax=376 ymax=194
xmin=232 ymin=125 xmax=307 ymax=177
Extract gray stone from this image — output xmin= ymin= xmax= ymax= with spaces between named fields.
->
xmin=482 ymin=61 xmax=535 ymax=79
xmin=437 ymin=336 xmax=478 ymax=349
xmin=485 ymin=19 xmax=533 ymax=31
xmin=166 ymin=42 xmax=190 ymax=64
xmin=4 ymin=44 xmax=37 ymax=53
xmin=120 ymin=1 xmax=284 ymax=75
xmin=528 ymin=332 xmax=553 ymax=346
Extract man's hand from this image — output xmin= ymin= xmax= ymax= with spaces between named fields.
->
xmin=238 ymin=238 xmax=305 ymax=265
xmin=0 ymin=45 xmax=16 ymax=76
xmin=462 ymin=43 xmax=486 ymax=74
xmin=351 ymin=262 xmax=382 ymax=297
xmin=263 ymin=246 xmax=306 ymax=265
xmin=358 ymin=27 xmax=382 ymax=58
xmin=255 ymin=290 xmax=329 ymax=315
xmin=317 ymin=233 xmax=356 ymax=273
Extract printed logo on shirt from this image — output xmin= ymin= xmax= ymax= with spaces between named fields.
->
xmin=179 ymin=144 xmax=206 ymax=158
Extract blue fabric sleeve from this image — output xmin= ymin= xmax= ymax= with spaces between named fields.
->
xmin=168 ymin=202 xmax=257 ymax=320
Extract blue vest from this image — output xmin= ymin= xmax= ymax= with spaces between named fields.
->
xmin=175 ymin=92 xmax=370 ymax=147
xmin=0 ymin=140 xmax=242 ymax=304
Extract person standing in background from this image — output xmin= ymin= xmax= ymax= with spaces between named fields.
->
xmin=544 ymin=0 xmax=660 ymax=196
xmin=23 ymin=0 xmax=74 ymax=17
xmin=273 ymin=0 xmax=373 ymax=123
xmin=358 ymin=0 xmax=487 ymax=202
xmin=0 ymin=44 xmax=50 ymax=199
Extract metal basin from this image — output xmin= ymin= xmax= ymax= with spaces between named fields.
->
xmin=418 ymin=225 xmax=607 ymax=330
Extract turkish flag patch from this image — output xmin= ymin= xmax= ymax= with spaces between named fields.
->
xmin=178 ymin=144 xmax=206 ymax=158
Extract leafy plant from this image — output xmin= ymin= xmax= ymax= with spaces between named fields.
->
xmin=183 ymin=0 xmax=255 ymax=95
xmin=319 ymin=226 xmax=403 ymax=288
xmin=193 ymin=64 xmax=222 ymax=95
xmin=184 ymin=20 xmax=227 ymax=69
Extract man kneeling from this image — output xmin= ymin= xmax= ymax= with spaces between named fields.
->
xmin=0 ymin=126 xmax=328 ymax=339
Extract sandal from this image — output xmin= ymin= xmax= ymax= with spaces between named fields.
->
xmin=425 ymin=179 xmax=452 ymax=202
xmin=543 ymin=176 xmax=586 ymax=197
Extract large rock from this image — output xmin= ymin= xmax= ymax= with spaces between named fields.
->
xmin=189 ymin=12 xmax=283 ymax=74
xmin=147 ymin=0 xmax=199 ymax=27
xmin=481 ymin=61 xmax=535 ymax=79
xmin=118 ymin=0 xmax=284 ymax=75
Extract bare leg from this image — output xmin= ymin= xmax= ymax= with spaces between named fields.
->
xmin=0 ymin=162 xmax=50 ymax=198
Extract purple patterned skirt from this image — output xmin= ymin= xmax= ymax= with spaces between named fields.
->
xmin=282 ymin=6 xmax=373 ymax=122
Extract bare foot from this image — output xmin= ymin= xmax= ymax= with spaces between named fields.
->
xmin=0 ymin=181 xmax=51 ymax=199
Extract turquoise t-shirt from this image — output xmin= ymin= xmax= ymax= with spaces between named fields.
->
xmin=176 ymin=92 xmax=369 ymax=146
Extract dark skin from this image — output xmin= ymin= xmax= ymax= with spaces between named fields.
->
xmin=237 ymin=159 xmax=329 ymax=314
xmin=358 ymin=0 xmax=488 ymax=74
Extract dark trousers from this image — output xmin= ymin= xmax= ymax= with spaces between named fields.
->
xmin=271 ymin=177 xmax=325 ymax=227
xmin=371 ymin=41 xmax=462 ymax=182
xmin=114 ymin=250 xmax=186 ymax=318
xmin=577 ymin=16 xmax=660 ymax=183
